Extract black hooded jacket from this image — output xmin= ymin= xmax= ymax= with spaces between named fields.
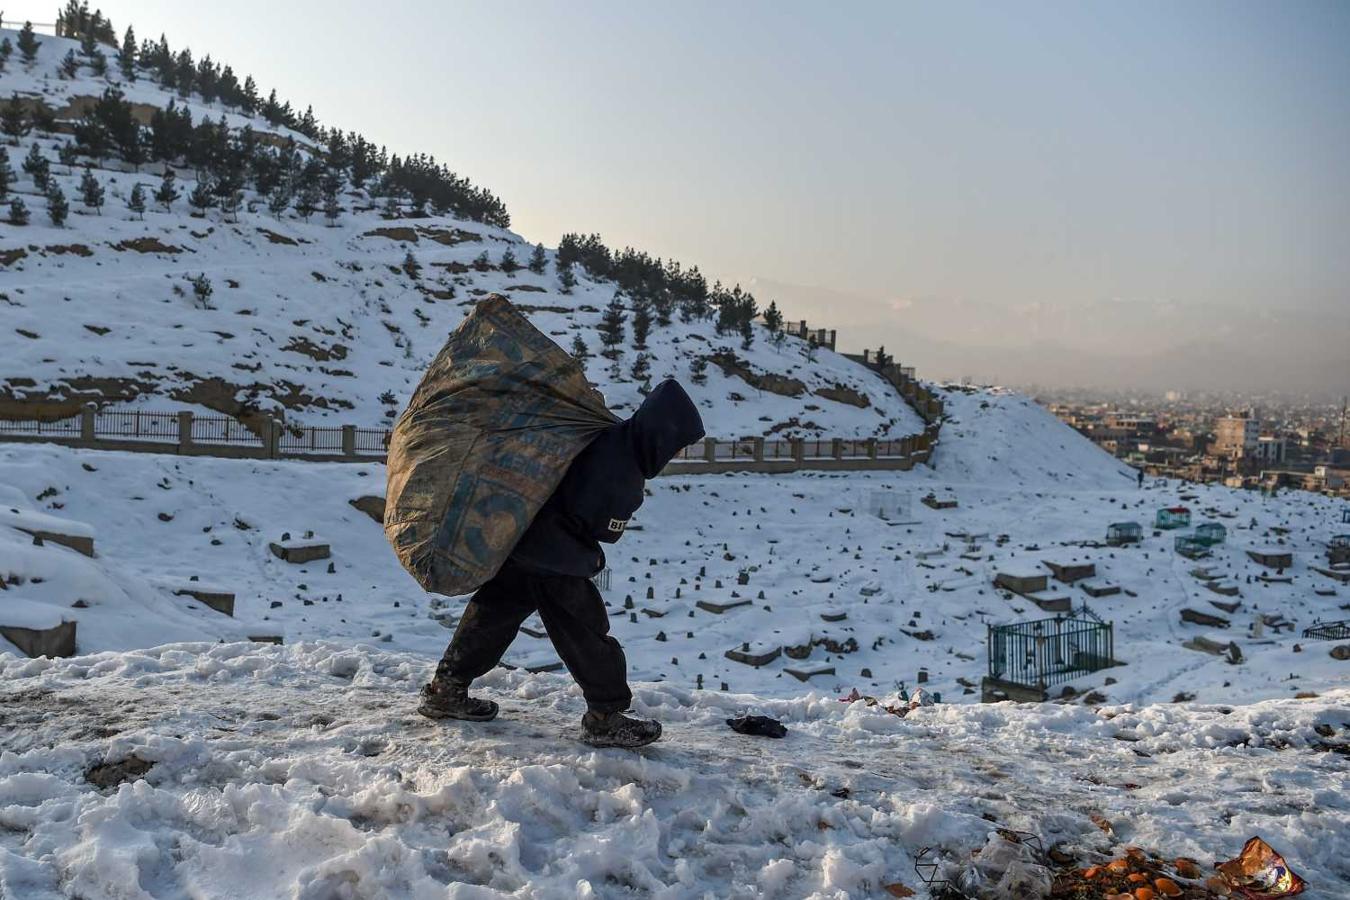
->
xmin=507 ymin=379 xmax=705 ymax=577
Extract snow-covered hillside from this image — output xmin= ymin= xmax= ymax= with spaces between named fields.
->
xmin=4 ymin=422 xmax=1346 ymax=709
xmin=0 ymin=26 xmax=919 ymax=440
xmin=1 ymin=641 xmax=1346 ymax=898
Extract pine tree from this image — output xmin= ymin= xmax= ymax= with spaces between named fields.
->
xmin=403 ymin=251 xmax=420 ymax=279
xmin=28 ymin=99 xmax=56 ymax=133
xmin=155 ymin=169 xmax=179 ymax=210
xmin=90 ymin=50 xmax=107 ymax=78
xmin=46 ymin=182 xmax=70 ymax=226
xmin=79 ymin=166 xmax=104 ymax=212
xmin=739 ymin=315 xmax=754 ymax=351
xmin=322 ymin=170 xmax=341 ymax=225
xmin=499 ymin=246 xmax=519 ymax=274
xmin=9 ymin=196 xmax=29 ymax=225
xmin=189 ymin=273 xmax=213 ymax=309
xmin=18 ymin=22 xmax=39 ymax=64
xmin=58 ymin=141 xmax=78 ymax=168
xmin=241 ymin=76 xmax=259 ymax=115
xmin=119 ymin=26 xmax=136 ymax=80
xmin=631 ymin=293 xmax=652 ymax=349
xmin=472 ymin=250 xmax=492 ymax=272
xmin=528 ymin=243 xmax=547 ymax=274
xmin=1 ymin=94 xmax=27 ymax=141
xmin=22 ymin=143 xmax=50 ymax=191
xmin=0 ymin=38 xmax=13 ymax=73
xmin=763 ymin=300 xmax=783 ymax=335
xmin=127 ymin=181 xmax=146 ymax=219
xmin=0 ymin=152 xmax=11 ymax=201
xmin=188 ymin=178 xmax=216 ymax=214
xmin=630 ymin=352 xmax=651 ymax=385
xmin=60 ymin=50 xmax=81 ymax=79
xmin=294 ymin=181 xmax=320 ymax=221
xmin=689 ymin=355 xmax=708 ymax=386
xmin=570 ymin=334 xmax=588 ymax=361
xmin=558 ymin=261 xmax=576 ymax=295
xmin=599 ymin=293 xmax=627 ymax=358
xmin=267 ymin=183 xmax=291 ymax=218
xmin=219 ymin=182 xmax=242 ymax=223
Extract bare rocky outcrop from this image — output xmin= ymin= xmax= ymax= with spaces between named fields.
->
xmin=708 ymin=351 xmax=806 ymax=398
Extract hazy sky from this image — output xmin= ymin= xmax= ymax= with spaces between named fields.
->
xmin=8 ymin=1 xmax=1349 ymax=392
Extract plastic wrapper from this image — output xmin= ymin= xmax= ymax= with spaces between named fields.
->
xmin=1216 ymin=836 xmax=1306 ymax=898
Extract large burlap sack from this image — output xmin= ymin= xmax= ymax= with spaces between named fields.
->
xmin=385 ymin=294 xmax=617 ymax=595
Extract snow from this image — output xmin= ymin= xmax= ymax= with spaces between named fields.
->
xmin=0 ymin=641 xmax=1346 ymax=898
xmin=1 ymin=505 xmax=96 ymax=539
xmin=0 ymin=596 xmax=66 ymax=630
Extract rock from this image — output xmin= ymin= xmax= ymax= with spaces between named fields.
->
xmin=1331 ymin=644 xmax=1350 ymax=661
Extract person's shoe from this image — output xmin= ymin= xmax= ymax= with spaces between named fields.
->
xmin=580 ymin=710 xmax=662 ymax=748
xmin=417 ymin=680 xmax=499 ymax=721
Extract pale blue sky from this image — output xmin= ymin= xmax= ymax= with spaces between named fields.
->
xmin=6 ymin=1 xmax=1348 ymax=389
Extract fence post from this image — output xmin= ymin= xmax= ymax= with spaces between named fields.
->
xmin=866 ymin=438 xmax=877 ymax=460
xmin=831 ymin=438 xmax=843 ymax=460
xmin=752 ymin=437 xmax=765 ymax=463
xmin=80 ymin=403 xmax=96 ymax=442
xmin=703 ymin=437 xmax=717 ymax=463
xmin=177 ymin=411 xmax=193 ymax=451
xmin=791 ymin=438 xmax=805 ymax=463
xmin=266 ymin=420 xmax=281 ymax=459
xmin=342 ymin=425 xmax=356 ymax=458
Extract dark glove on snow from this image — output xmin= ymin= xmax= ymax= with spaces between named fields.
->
xmin=726 ymin=714 xmax=787 ymax=738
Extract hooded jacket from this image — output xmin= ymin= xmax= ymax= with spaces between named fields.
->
xmin=507 ymin=379 xmax=705 ymax=577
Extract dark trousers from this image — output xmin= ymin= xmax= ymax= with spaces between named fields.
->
xmin=434 ymin=562 xmax=632 ymax=714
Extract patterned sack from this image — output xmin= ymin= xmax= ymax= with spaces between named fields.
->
xmin=385 ymin=294 xmax=616 ymax=596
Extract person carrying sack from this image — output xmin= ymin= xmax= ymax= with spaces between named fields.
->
xmin=417 ymin=379 xmax=704 ymax=748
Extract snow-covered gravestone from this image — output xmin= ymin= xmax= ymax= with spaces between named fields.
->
xmin=0 ymin=598 xmax=77 ymax=658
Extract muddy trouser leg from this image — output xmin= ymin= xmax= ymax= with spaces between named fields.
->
xmin=434 ymin=566 xmax=537 ymax=686
xmin=535 ymin=574 xmax=633 ymax=714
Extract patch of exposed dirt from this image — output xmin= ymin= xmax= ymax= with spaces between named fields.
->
xmin=419 ymin=226 xmax=480 ymax=246
xmin=111 ymin=237 xmax=185 ymax=254
xmin=44 ymin=243 xmax=94 ymax=257
xmin=82 ymin=324 xmax=111 ymax=335
xmin=257 ymin=228 xmax=298 ymax=246
xmin=86 ymin=755 xmax=155 ymax=790
xmin=0 ymin=248 xmax=28 ymax=267
xmin=283 ymin=337 xmax=349 ymax=362
xmin=708 ymin=351 xmax=807 ymax=398
xmin=362 ymin=226 xmax=419 ymax=243
xmin=814 ymin=385 xmax=870 ymax=408
xmin=348 ymin=496 xmax=386 ymax=523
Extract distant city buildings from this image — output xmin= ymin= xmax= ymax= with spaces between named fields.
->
xmin=1036 ymin=389 xmax=1349 ymax=498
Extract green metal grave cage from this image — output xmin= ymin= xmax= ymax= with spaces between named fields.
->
xmin=1156 ymin=507 xmax=1191 ymax=529
xmin=987 ymin=612 xmax=1115 ymax=691
xmin=1174 ymin=535 xmax=1211 ymax=559
xmin=1194 ymin=523 xmax=1227 ymax=546
xmin=1106 ymin=521 xmax=1143 ymax=545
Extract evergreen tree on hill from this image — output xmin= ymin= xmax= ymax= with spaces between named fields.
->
xmin=0 ymin=152 xmax=13 ymax=202
xmin=241 ymin=76 xmax=259 ymax=116
xmin=499 ymin=246 xmax=519 ymax=274
xmin=28 ymin=99 xmax=56 ymax=133
xmin=0 ymin=38 xmax=12 ymax=74
xmin=18 ymin=23 xmax=40 ymax=64
xmin=599 ymin=293 xmax=627 ymax=358
xmin=322 ymin=170 xmax=342 ymax=226
xmin=119 ymin=26 xmax=137 ymax=80
xmin=570 ymin=334 xmax=588 ymax=361
xmin=126 ymin=182 xmax=146 ymax=219
xmin=61 ymin=50 xmax=81 ymax=79
xmin=9 ymin=196 xmax=30 ymax=225
xmin=79 ymin=166 xmax=104 ymax=213
xmin=188 ymin=178 xmax=216 ymax=214
xmin=558 ymin=262 xmax=577 ymax=294
xmin=2 ymin=95 xmax=27 ymax=142
xmin=631 ymin=293 xmax=652 ymax=350
xmin=528 ymin=243 xmax=548 ymax=274
xmin=154 ymin=168 xmax=179 ymax=211
xmin=46 ymin=182 xmax=70 ymax=226
xmin=22 ymin=143 xmax=50 ymax=191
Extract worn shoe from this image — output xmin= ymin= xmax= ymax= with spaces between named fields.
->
xmin=417 ymin=680 xmax=499 ymax=721
xmin=581 ymin=710 xmax=662 ymax=748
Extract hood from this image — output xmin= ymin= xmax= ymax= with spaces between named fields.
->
xmin=626 ymin=379 xmax=706 ymax=478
